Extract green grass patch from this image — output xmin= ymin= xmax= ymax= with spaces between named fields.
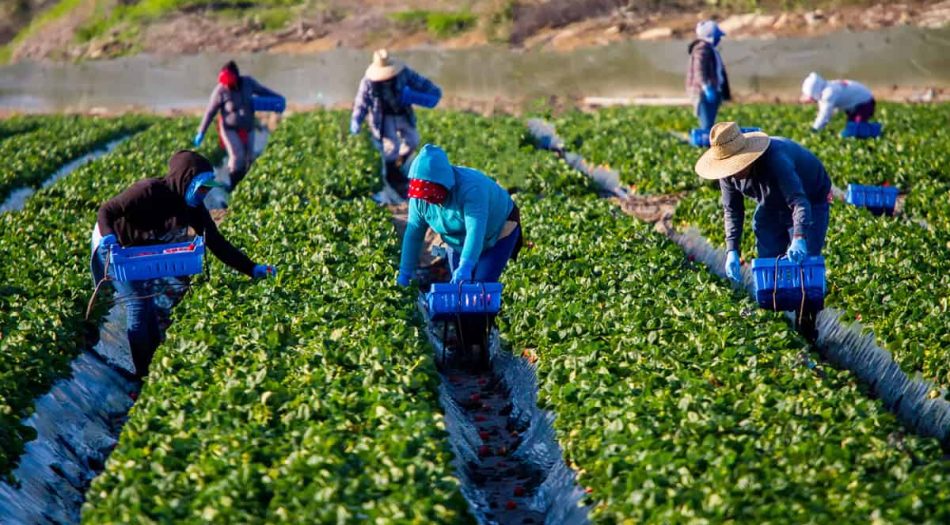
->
xmin=389 ymin=9 xmax=477 ymax=38
xmin=0 ymin=0 xmax=85 ymax=64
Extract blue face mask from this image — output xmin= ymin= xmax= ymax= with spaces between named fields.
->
xmin=185 ymin=172 xmax=217 ymax=208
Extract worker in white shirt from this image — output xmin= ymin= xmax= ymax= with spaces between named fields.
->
xmin=801 ymin=72 xmax=875 ymax=133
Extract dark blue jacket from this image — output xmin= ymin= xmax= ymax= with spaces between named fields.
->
xmin=719 ymin=137 xmax=831 ymax=252
xmin=350 ymin=68 xmax=441 ymax=141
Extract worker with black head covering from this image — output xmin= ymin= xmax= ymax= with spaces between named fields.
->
xmin=194 ymin=60 xmax=284 ymax=189
xmin=90 ymin=150 xmax=276 ymax=377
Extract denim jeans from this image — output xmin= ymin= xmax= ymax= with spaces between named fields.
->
xmin=450 ymin=226 xmax=521 ymax=283
xmin=696 ymin=95 xmax=721 ymax=131
xmin=90 ymin=228 xmax=161 ymax=377
xmin=752 ymin=202 xmax=830 ymax=258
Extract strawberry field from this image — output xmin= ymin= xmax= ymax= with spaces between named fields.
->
xmin=0 ymin=107 xmax=947 ymax=523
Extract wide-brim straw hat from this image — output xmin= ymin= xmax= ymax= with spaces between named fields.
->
xmin=695 ymin=122 xmax=771 ymax=180
xmin=365 ymin=49 xmax=405 ymax=82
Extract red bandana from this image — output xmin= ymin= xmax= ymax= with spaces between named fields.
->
xmin=408 ymin=179 xmax=448 ymax=204
xmin=218 ymin=69 xmax=238 ymax=90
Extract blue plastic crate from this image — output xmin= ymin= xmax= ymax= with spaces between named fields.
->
xmin=401 ymin=86 xmax=441 ymax=109
xmin=427 ymin=282 xmax=503 ymax=321
xmin=751 ymin=256 xmax=826 ymax=311
xmin=845 ymin=183 xmax=898 ymax=215
xmin=690 ymin=127 xmax=761 ymax=147
xmin=252 ymin=96 xmax=285 ymax=113
xmin=841 ymin=121 xmax=882 ymax=139
xmin=109 ymin=236 xmax=205 ymax=281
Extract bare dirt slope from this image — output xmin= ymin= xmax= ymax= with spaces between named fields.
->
xmin=6 ymin=0 xmax=950 ymax=63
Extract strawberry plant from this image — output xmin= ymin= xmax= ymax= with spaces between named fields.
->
xmin=0 ymin=114 xmax=154 ymax=200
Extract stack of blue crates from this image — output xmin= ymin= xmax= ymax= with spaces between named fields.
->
xmin=751 ymin=256 xmax=826 ymax=311
xmin=841 ymin=121 xmax=882 ymax=139
xmin=427 ymin=282 xmax=503 ymax=322
xmin=690 ymin=127 xmax=762 ymax=147
xmin=845 ymin=183 xmax=899 ymax=215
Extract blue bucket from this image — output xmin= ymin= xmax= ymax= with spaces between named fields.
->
xmin=845 ymin=183 xmax=898 ymax=215
xmin=751 ymin=256 xmax=826 ymax=311
xmin=109 ymin=237 xmax=205 ymax=281
xmin=841 ymin=121 xmax=882 ymax=139
xmin=427 ymin=282 xmax=502 ymax=321
xmin=401 ymin=86 xmax=440 ymax=109
xmin=252 ymin=96 xmax=286 ymax=113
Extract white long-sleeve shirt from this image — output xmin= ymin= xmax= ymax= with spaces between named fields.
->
xmin=812 ymin=80 xmax=874 ymax=130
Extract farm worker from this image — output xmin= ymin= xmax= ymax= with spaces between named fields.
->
xmin=801 ymin=72 xmax=875 ymax=132
xmin=350 ymin=49 xmax=442 ymax=199
xmin=686 ymin=20 xmax=731 ymax=131
xmin=397 ymin=144 xmax=522 ymax=287
xmin=694 ymin=122 xmax=832 ymax=340
xmin=194 ymin=60 xmax=284 ymax=189
xmin=90 ymin=150 xmax=277 ymax=377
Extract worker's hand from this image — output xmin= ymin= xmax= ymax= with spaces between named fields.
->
xmin=193 ymin=131 xmax=205 ymax=147
xmin=98 ymin=233 xmax=118 ymax=255
xmin=702 ymin=84 xmax=718 ymax=103
xmin=396 ymin=270 xmax=412 ymax=287
xmin=787 ymin=238 xmax=808 ymax=264
xmin=450 ymin=262 xmax=475 ymax=284
xmin=253 ymin=264 xmax=277 ymax=279
xmin=349 ymin=121 xmax=360 ymax=136
xmin=725 ymin=250 xmax=741 ymax=282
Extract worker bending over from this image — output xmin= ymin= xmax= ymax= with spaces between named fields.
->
xmin=91 ymin=151 xmax=276 ymax=377
xmin=695 ymin=122 xmax=832 ymax=340
xmin=801 ymin=72 xmax=875 ymax=133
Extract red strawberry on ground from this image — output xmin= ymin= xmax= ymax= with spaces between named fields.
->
xmin=474 ymin=415 xmax=487 ymax=422
xmin=505 ymin=501 xmax=517 ymax=510
xmin=514 ymin=485 xmax=526 ymax=497
xmin=479 ymin=431 xmax=490 ymax=440
xmin=478 ymin=445 xmax=491 ymax=457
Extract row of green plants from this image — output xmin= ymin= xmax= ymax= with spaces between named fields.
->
xmin=550 ymin=103 xmax=950 ymax=223
xmin=423 ymin=111 xmax=950 ymax=521
xmin=82 ymin=112 xmax=470 ymax=523
xmin=0 ymin=114 xmax=153 ymax=200
xmin=0 ymin=117 xmax=215 ymax=479
xmin=502 ymin=191 xmax=949 ymax=522
xmin=549 ymin=103 xmax=950 ymax=389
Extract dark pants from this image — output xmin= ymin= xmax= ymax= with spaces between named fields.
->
xmin=846 ymin=98 xmax=875 ymax=123
xmin=90 ymin=247 xmax=161 ymax=377
xmin=696 ymin=96 xmax=721 ymax=131
xmin=753 ymin=201 xmax=830 ymax=341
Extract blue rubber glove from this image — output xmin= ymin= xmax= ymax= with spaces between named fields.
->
xmin=725 ymin=250 xmax=741 ymax=282
xmin=702 ymin=84 xmax=718 ymax=103
xmin=253 ymin=264 xmax=277 ymax=279
xmin=787 ymin=238 xmax=808 ymax=264
xmin=450 ymin=261 xmax=475 ymax=284
xmin=98 ymin=233 xmax=118 ymax=253
xmin=193 ymin=131 xmax=204 ymax=147
xmin=349 ymin=121 xmax=360 ymax=136
xmin=397 ymin=270 xmax=412 ymax=287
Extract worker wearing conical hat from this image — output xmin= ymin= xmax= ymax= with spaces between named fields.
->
xmin=350 ymin=49 xmax=442 ymax=199
xmin=695 ymin=122 xmax=833 ymax=340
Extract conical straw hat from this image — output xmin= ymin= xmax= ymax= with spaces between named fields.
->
xmin=365 ymin=49 xmax=405 ymax=82
xmin=694 ymin=122 xmax=771 ymax=180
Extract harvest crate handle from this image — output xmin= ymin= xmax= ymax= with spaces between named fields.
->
xmin=771 ymin=255 xmax=807 ymax=317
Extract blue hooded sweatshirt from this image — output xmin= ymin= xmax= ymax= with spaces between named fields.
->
xmin=399 ymin=144 xmax=514 ymax=276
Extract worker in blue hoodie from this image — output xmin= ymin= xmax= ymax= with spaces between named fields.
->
xmin=397 ymin=144 xmax=522 ymax=287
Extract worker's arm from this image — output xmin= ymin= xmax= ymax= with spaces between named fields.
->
xmin=197 ymin=85 xmax=224 ymax=137
xmin=720 ymin=178 xmax=745 ymax=253
xmin=398 ymin=201 xmax=428 ymax=281
xmin=771 ymin=155 xmax=813 ymax=239
xmin=811 ymin=88 xmax=837 ymax=130
xmin=196 ymin=208 xmax=256 ymax=276
xmin=350 ymin=77 xmax=372 ymax=133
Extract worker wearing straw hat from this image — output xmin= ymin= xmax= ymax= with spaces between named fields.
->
xmin=695 ymin=122 xmax=832 ymax=340
xmin=350 ymin=49 xmax=442 ymax=199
